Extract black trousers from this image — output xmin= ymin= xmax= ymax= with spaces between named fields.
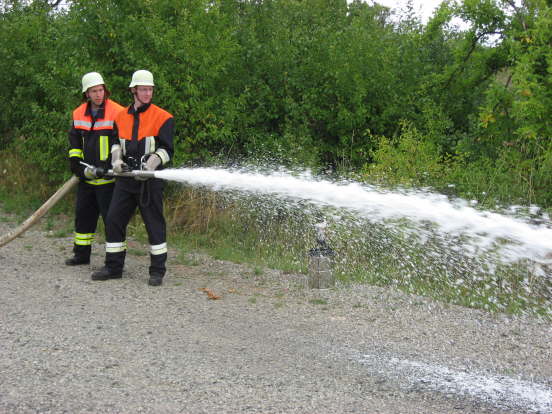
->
xmin=104 ymin=178 xmax=167 ymax=276
xmin=73 ymin=181 xmax=114 ymax=259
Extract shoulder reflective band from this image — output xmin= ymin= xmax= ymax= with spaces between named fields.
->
xmin=74 ymin=232 xmax=95 ymax=246
xmin=99 ymin=136 xmax=109 ymax=161
xmin=106 ymin=241 xmax=127 ymax=253
xmin=150 ymin=242 xmax=167 ymax=255
xmin=94 ymin=120 xmax=115 ymax=129
xmin=69 ymin=148 xmax=84 ymax=159
xmin=74 ymin=120 xmax=92 ymax=129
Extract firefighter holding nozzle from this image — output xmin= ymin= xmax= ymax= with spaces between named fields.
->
xmin=66 ymin=72 xmax=125 ymax=266
xmin=91 ymin=70 xmax=174 ymax=286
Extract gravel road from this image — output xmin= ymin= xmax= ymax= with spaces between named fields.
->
xmin=0 ymin=212 xmax=551 ymax=414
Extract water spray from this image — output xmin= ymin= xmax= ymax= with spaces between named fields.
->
xmin=156 ymin=167 xmax=552 ymax=267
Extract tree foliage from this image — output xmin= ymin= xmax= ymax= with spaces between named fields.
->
xmin=1 ymin=0 xmax=552 ymax=206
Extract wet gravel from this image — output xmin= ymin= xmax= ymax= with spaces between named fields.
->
xmin=0 ymin=212 xmax=551 ymax=413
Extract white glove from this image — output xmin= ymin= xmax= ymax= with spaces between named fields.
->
xmin=111 ymin=145 xmax=127 ymax=174
xmin=112 ymin=159 xmax=128 ymax=174
xmin=135 ymin=154 xmax=161 ymax=181
xmin=145 ymin=154 xmax=161 ymax=171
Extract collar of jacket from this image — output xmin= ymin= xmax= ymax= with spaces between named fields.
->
xmin=84 ymin=101 xmax=106 ymax=119
xmin=128 ymin=102 xmax=151 ymax=115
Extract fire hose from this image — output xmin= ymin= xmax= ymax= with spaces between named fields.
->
xmin=0 ymin=167 xmax=156 ymax=248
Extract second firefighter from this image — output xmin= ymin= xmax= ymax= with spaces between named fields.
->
xmin=66 ymin=72 xmax=124 ymax=266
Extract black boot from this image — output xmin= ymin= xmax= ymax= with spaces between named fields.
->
xmin=148 ymin=253 xmax=166 ymax=287
xmin=66 ymin=244 xmax=91 ymax=266
xmin=65 ymin=256 xmax=90 ymax=266
xmin=91 ymin=267 xmax=122 ymax=281
xmin=148 ymin=273 xmax=163 ymax=286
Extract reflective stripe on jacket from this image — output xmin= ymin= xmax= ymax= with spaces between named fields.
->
xmin=115 ymin=103 xmax=174 ymax=167
xmin=68 ymin=99 xmax=125 ymax=185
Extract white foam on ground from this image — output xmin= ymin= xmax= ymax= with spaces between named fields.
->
xmin=360 ymin=354 xmax=552 ymax=413
xmin=157 ymin=167 xmax=552 ymax=263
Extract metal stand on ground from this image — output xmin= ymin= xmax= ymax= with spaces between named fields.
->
xmin=307 ymin=222 xmax=335 ymax=289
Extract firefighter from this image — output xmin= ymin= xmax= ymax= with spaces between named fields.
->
xmin=91 ymin=70 xmax=174 ymax=286
xmin=66 ymin=72 xmax=125 ymax=266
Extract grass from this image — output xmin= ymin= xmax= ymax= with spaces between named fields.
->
xmin=0 ymin=154 xmax=74 ymax=219
xmin=128 ymin=248 xmax=148 ymax=256
xmin=48 ymin=227 xmax=72 ymax=238
xmin=44 ymin=215 xmax=73 ymax=238
xmin=176 ymin=252 xmax=201 ymax=266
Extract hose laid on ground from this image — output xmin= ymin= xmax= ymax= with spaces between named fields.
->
xmin=0 ymin=175 xmax=79 ymax=248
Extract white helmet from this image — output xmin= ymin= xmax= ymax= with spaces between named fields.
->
xmin=129 ymin=70 xmax=154 ymax=88
xmin=81 ymin=72 xmax=105 ymax=93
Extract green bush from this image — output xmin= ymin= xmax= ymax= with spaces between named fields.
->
xmin=2 ymin=0 xmax=552 ymax=209
xmin=361 ymin=121 xmax=446 ymax=188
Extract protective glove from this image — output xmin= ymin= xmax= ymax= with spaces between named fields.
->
xmin=70 ymin=157 xmax=82 ymax=177
xmin=112 ymin=159 xmax=128 ymax=174
xmin=135 ymin=154 xmax=161 ymax=181
xmin=111 ymin=145 xmax=128 ymax=174
xmin=145 ymin=153 xmax=161 ymax=171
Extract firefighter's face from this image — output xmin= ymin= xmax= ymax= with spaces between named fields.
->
xmin=86 ymin=85 xmax=105 ymax=107
xmin=134 ymin=86 xmax=154 ymax=104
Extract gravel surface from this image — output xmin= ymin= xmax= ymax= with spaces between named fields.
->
xmin=0 ymin=211 xmax=551 ymax=414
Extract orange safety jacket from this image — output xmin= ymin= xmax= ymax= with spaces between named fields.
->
xmin=68 ymin=99 xmax=125 ymax=185
xmin=114 ymin=103 xmax=174 ymax=169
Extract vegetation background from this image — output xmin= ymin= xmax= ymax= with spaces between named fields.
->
xmin=1 ymin=0 xmax=552 ymax=207
xmin=1 ymin=0 xmax=551 ymax=315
